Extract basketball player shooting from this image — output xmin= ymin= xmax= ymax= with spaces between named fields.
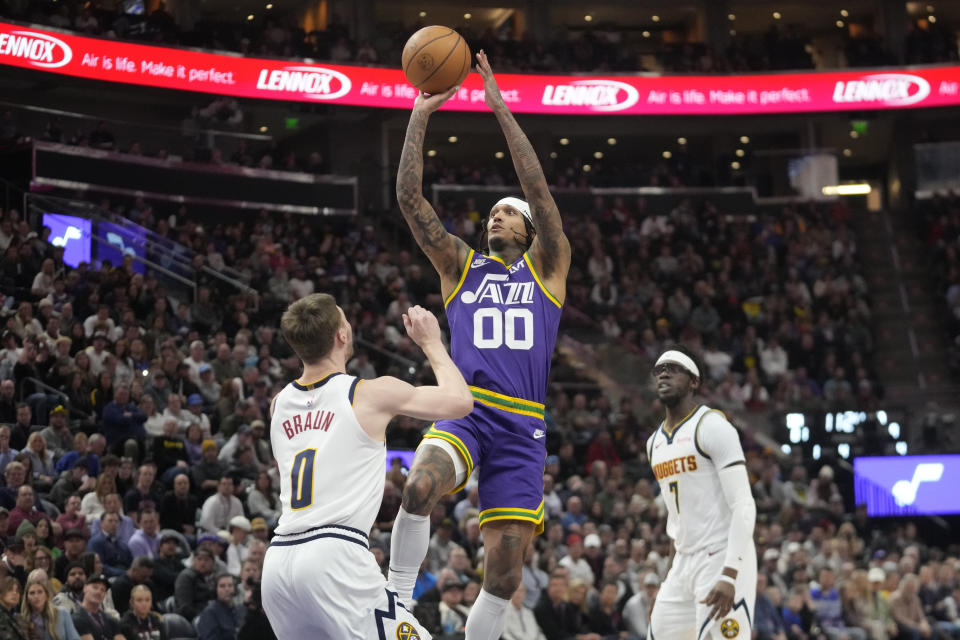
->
xmin=646 ymin=346 xmax=758 ymax=640
xmin=390 ymin=50 xmax=571 ymax=640
xmin=261 ymin=295 xmax=472 ymax=640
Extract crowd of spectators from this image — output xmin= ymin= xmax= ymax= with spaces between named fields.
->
xmin=0 ymin=161 xmax=948 ymax=640
xmin=4 ymin=1 xmax=958 ymax=73
xmin=916 ymin=193 xmax=960 ymax=379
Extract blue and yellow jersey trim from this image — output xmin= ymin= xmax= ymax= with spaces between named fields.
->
xmin=469 ymin=386 xmax=545 ymax=420
xmin=523 ymin=253 xmax=562 ymax=308
xmin=660 ymin=404 xmax=701 ymax=443
xmin=443 ymin=249 xmax=475 ymax=307
xmin=478 ymin=500 xmax=546 ymax=535
xmin=420 ymin=426 xmax=475 ymax=494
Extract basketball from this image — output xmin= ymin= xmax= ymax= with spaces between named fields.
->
xmin=401 ymin=26 xmax=471 ymax=95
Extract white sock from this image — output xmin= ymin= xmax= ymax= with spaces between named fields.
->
xmin=388 ymin=507 xmax=430 ymax=605
xmin=464 ymin=588 xmax=510 ymax=640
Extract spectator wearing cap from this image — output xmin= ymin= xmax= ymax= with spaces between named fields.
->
xmin=248 ymin=420 xmax=271 ymax=467
xmin=53 ymin=561 xmax=87 ymax=614
xmin=225 ymin=516 xmax=250 ymax=576
xmin=127 ymin=509 xmax=162 ymax=560
xmin=217 ymin=424 xmax=253 ymax=465
xmin=196 ymin=363 xmax=221 ymax=405
xmin=218 ymin=398 xmax=259 ymax=441
xmin=184 ymin=340 xmax=209 ymax=384
xmin=196 ymin=573 xmax=243 ymax=640
xmin=106 ymin=555 xmax=155 ymax=617
xmin=87 ymin=511 xmax=133 ymax=577
xmin=122 ymin=462 xmax=162 ymax=517
xmin=0 ymin=425 xmax=19 ymax=476
xmin=54 ymin=529 xmax=88 ymax=583
xmin=764 ymin=548 xmax=789 ymax=595
xmin=174 ymin=548 xmax=216 ymax=621
xmin=582 ymin=533 xmax=604 ymax=584
xmin=198 ymin=474 xmax=243 ymax=535
xmin=559 ymin=534 xmax=594 ymax=587
xmin=865 ymin=567 xmax=897 ymax=640
xmin=152 ymin=534 xmax=184 ymax=602
xmin=40 ymin=405 xmax=73 ymax=458
xmin=101 ymin=386 xmax=146 ymax=451
xmin=426 ymin=517 xmax=457 ymax=575
xmin=159 ymin=473 xmax=198 ymax=538
xmin=623 ymin=571 xmax=660 ymax=638
xmin=84 ymin=331 xmax=111 ymax=376
xmin=185 ymin=393 xmax=212 ymax=438
xmin=144 ymin=372 xmax=170 ymax=413
xmin=72 ymin=573 xmax=123 ymax=640
xmin=192 ymin=441 xmax=226 ymax=500
xmin=437 ymin=579 xmax=469 ymax=635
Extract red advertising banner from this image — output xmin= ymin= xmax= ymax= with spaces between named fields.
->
xmin=2 ymin=21 xmax=960 ymax=115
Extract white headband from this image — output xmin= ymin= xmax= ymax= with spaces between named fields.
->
xmin=493 ymin=197 xmax=533 ymax=227
xmin=655 ymin=350 xmax=700 ymax=379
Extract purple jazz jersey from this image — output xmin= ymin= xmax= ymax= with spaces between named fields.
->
xmin=426 ymin=249 xmax=562 ymax=532
xmin=445 ymin=249 xmax=561 ymax=403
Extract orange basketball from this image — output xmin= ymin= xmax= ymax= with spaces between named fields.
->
xmin=402 ymin=26 xmax=471 ymax=95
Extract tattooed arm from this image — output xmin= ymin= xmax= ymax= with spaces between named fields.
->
xmin=476 ymin=50 xmax=571 ymax=296
xmin=396 ymin=87 xmax=471 ymax=295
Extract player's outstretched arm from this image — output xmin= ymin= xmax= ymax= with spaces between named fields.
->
xmin=476 ymin=50 xmax=571 ymax=284
xmin=397 ymin=88 xmax=471 ymax=288
xmin=354 ymin=306 xmax=473 ymax=441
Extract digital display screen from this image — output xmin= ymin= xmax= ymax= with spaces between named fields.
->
xmin=97 ymin=220 xmax=145 ymax=274
xmin=42 ymin=213 xmax=91 ymax=267
xmin=386 ymin=449 xmax=415 ymax=472
xmin=854 ymin=455 xmax=960 ymax=517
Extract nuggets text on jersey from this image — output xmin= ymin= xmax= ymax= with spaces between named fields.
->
xmin=652 ymin=455 xmax=698 ymax=480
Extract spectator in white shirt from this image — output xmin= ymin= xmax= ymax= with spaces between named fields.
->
xmin=502 ymin=582 xmax=546 ymax=640
xmin=225 ymin=516 xmax=251 ymax=576
xmin=760 ymin=336 xmax=789 ymax=381
xmin=558 ymin=534 xmax=595 ymax=587
xmin=83 ymin=305 xmax=115 ymax=338
xmin=623 ymin=572 xmax=660 ymax=639
xmin=198 ymin=475 xmax=244 ymax=534
xmin=183 ymin=340 xmax=208 ymax=384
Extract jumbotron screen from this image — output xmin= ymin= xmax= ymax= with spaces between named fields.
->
xmin=854 ymin=455 xmax=960 ymax=517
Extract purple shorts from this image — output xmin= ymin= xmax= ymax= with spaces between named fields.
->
xmin=422 ymin=391 xmax=546 ymax=534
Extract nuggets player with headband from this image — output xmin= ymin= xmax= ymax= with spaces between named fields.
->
xmin=646 ymin=346 xmax=757 ymax=640
xmin=261 ymin=294 xmax=472 ymax=640
xmin=391 ymin=50 xmax=571 ymax=639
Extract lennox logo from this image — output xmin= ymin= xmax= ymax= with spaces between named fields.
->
xmin=832 ymin=73 xmax=930 ymax=106
xmin=542 ymin=79 xmax=639 ymax=112
xmin=255 ymin=65 xmax=351 ymax=99
xmin=0 ymin=30 xmax=72 ymax=68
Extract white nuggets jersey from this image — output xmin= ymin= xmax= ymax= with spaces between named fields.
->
xmin=271 ymin=372 xmax=383 ymax=535
xmin=646 ymin=405 xmax=746 ymax=554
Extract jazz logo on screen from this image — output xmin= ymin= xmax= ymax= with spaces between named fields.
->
xmin=891 ymin=463 xmax=944 ymax=507
xmin=52 ymin=225 xmax=82 ymax=248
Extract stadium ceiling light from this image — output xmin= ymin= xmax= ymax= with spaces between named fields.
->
xmin=584 ymin=15 xmax=593 ymax=22
xmin=840 ymin=9 xmax=849 ymax=17
xmin=652 ymin=15 xmax=660 ymax=22
xmin=843 ymin=148 xmax=853 ymax=157
xmin=728 ymin=13 xmax=736 ymax=21
xmin=463 ymin=13 xmax=471 ymax=19
xmin=731 ymin=161 xmax=741 ymax=170
xmin=729 ymin=29 xmax=736 ymax=36
xmin=926 ymin=4 xmax=934 ymax=12
xmin=642 ymin=30 xmax=651 ymax=38
xmin=849 ymin=130 xmax=859 ymax=138
xmin=427 ymin=149 xmax=437 ymax=157
xmin=549 ymin=151 xmax=558 ymax=159
xmin=607 ymin=137 xmax=617 ymax=145
xmin=494 ymin=151 xmax=505 ymax=159
xmin=582 ymin=164 xmax=592 ymax=172
xmin=822 ymin=183 xmax=871 ymax=196
xmin=772 ymin=11 xmax=782 ymax=19
xmin=740 ymin=135 xmax=750 ymax=144
xmin=677 ymin=137 xmax=687 ymax=145
xmin=928 ymin=15 xmax=937 ymax=22
xmin=259 ymin=125 xmax=268 ymax=132
xmin=419 ymin=11 xmax=426 ymax=18
xmin=735 ymin=149 xmax=745 ymax=157
xmin=247 ymin=14 xmax=254 ymax=21
xmin=594 ymin=151 xmax=604 ymax=159
xmin=837 ymin=20 xmax=845 ymax=27
xmin=662 ymin=150 xmax=672 ymax=159
xmin=448 ymin=136 xmax=458 ymax=143
xmin=559 ymin=138 xmax=569 ymax=145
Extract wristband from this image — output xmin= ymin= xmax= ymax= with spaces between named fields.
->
xmin=719 ymin=575 xmax=736 ymax=586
